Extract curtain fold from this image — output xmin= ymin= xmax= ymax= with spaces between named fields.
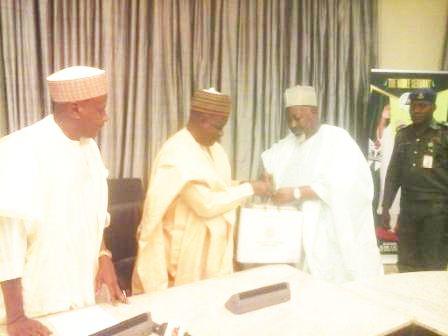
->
xmin=0 ymin=0 xmax=378 ymax=181
xmin=442 ymin=15 xmax=448 ymax=70
xmin=0 ymin=14 xmax=6 ymax=137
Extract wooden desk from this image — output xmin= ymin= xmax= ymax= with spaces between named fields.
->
xmin=0 ymin=265 xmax=415 ymax=335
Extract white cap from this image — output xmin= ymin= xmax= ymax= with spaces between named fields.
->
xmin=284 ymin=85 xmax=317 ymax=107
xmin=47 ymin=66 xmax=107 ymax=102
xmin=204 ymin=87 xmax=222 ymax=94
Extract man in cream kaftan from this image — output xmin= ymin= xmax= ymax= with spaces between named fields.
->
xmin=265 ymin=85 xmax=383 ymax=283
xmin=0 ymin=66 xmax=123 ymax=335
xmin=0 ymin=115 xmax=108 ymax=321
xmin=133 ymin=89 xmax=271 ymax=293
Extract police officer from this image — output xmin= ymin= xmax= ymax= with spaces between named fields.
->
xmin=382 ymin=88 xmax=448 ymax=272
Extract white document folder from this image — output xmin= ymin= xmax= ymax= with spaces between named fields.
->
xmin=236 ymin=206 xmax=303 ymax=264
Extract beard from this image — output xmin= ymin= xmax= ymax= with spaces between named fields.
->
xmin=290 ymin=127 xmax=303 ymax=137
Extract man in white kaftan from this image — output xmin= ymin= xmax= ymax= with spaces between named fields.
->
xmin=263 ymin=85 xmax=383 ymax=283
xmin=0 ymin=66 xmax=124 ymax=336
xmin=133 ymin=89 xmax=271 ymax=294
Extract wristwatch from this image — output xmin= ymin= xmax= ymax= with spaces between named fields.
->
xmin=293 ymin=188 xmax=302 ymax=200
xmin=99 ymin=249 xmax=113 ymax=259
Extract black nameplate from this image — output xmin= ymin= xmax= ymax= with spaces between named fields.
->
xmin=89 ymin=312 xmax=154 ymax=336
xmin=225 ymin=282 xmax=290 ymax=314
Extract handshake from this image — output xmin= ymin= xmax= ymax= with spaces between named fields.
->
xmin=249 ymin=174 xmax=298 ymax=205
xmin=250 ymin=173 xmax=274 ymax=197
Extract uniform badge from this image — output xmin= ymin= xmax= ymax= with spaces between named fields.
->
xmin=422 ymin=155 xmax=433 ymax=168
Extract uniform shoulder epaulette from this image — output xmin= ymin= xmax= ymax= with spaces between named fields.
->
xmin=396 ymin=124 xmax=411 ymax=133
xmin=393 ymin=125 xmax=408 ymax=141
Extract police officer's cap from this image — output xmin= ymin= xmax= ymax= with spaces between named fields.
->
xmin=408 ymin=88 xmax=436 ymax=104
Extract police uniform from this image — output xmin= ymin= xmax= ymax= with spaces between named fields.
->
xmin=382 ymin=90 xmax=448 ymax=272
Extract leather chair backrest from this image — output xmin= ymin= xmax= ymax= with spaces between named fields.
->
xmin=106 ymin=178 xmax=144 ymax=262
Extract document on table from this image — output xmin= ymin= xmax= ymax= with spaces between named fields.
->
xmin=237 ymin=206 xmax=303 ymax=264
xmin=44 ymin=305 xmax=118 ymax=336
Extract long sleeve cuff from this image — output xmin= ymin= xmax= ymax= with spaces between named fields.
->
xmin=181 ymin=182 xmax=254 ymax=218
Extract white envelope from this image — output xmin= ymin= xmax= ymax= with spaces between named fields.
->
xmin=236 ymin=206 xmax=303 ymax=264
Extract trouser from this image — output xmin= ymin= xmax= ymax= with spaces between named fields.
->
xmin=398 ymin=199 xmax=448 ymax=272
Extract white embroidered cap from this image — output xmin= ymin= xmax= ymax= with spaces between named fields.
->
xmin=47 ymin=66 xmax=107 ymax=102
xmin=284 ymin=85 xmax=317 ymax=107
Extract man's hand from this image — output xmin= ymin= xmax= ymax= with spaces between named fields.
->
xmin=261 ymin=172 xmax=273 ymax=184
xmin=272 ymin=187 xmax=295 ymax=205
xmin=250 ymin=180 xmax=273 ymax=197
xmin=95 ymin=255 xmax=126 ymax=304
xmin=7 ymin=315 xmax=51 ymax=336
xmin=2 ymin=278 xmax=51 ymax=335
xmin=374 ymin=138 xmax=381 ymax=149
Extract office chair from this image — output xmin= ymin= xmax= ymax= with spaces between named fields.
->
xmin=105 ymin=178 xmax=144 ymax=294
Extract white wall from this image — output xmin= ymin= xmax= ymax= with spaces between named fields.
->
xmin=378 ymin=0 xmax=448 ymax=70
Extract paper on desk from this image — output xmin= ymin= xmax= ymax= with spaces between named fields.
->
xmin=44 ymin=305 xmax=118 ymax=336
xmin=237 ymin=207 xmax=303 ymax=264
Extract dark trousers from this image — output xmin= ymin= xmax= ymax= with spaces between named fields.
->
xmin=398 ymin=200 xmax=448 ymax=272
